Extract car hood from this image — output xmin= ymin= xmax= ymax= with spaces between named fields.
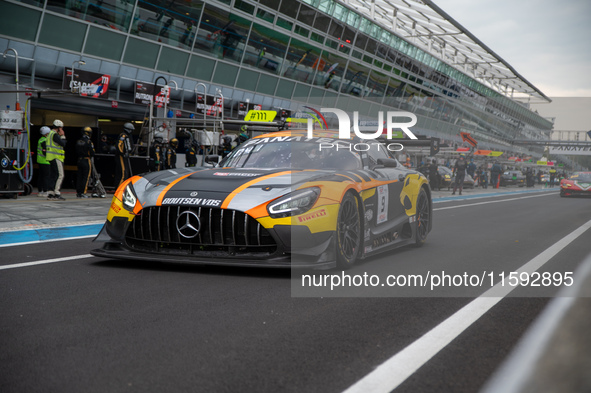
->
xmin=131 ymin=167 xmax=342 ymax=212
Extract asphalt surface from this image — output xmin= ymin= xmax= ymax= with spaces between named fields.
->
xmin=1 ymin=185 xmax=589 ymax=393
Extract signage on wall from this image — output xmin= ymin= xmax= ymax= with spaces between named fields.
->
xmin=63 ymin=68 xmax=110 ymax=98
xmin=196 ymin=94 xmax=223 ymax=117
xmin=134 ymin=82 xmax=170 ymax=107
xmin=237 ymin=101 xmax=262 ymax=119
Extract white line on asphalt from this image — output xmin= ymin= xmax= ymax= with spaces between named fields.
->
xmin=0 ymin=254 xmax=94 ymax=270
xmin=434 ymin=192 xmax=554 ymax=211
xmin=342 ymin=218 xmax=591 ymax=393
xmin=0 ymin=235 xmax=96 ymax=248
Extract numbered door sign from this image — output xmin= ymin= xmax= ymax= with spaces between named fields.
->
xmin=244 ymin=110 xmax=277 ymax=122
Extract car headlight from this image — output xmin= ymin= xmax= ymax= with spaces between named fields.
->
xmin=267 ymin=187 xmax=320 ymax=218
xmin=122 ymin=184 xmax=137 ymax=211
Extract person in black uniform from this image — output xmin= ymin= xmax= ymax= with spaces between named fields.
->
xmin=452 ymin=154 xmax=467 ymax=195
xmin=149 ymin=136 xmax=164 ymax=172
xmin=76 ymin=126 xmax=95 ymax=198
xmin=165 ymin=138 xmax=178 ymax=169
xmin=185 ymin=139 xmax=198 ymax=167
xmin=115 ymin=122 xmax=134 ymax=188
xmin=428 ymin=159 xmax=440 ymax=190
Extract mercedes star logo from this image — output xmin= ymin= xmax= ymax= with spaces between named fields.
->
xmin=176 ymin=210 xmax=201 ymax=239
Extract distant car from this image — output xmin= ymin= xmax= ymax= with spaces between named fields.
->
xmin=540 ymin=173 xmax=550 ymax=184
xmin=560 ymin=172 xmax=591 ymax=197
xmin=438 ymin=166 xmax=453 ymax=189
xmin=436 ymin=166 xmax=474 ymax=190
xmin=500 ymin=170 xmax=525 ymax=187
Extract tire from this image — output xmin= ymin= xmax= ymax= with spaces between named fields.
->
xmin=415 ymin=188 xmax=431 ymax=247
xmin=336 ymin=192 xmax=361 ymax=269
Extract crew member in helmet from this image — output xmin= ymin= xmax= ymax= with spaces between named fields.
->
xmin=115 ymin=122 xmax=134 ymax=187
xmin=149 ymin=136 xmax=164 ymax=172
xmin=185 ymin=139 xmax=198 ymax=167
xmin=165 ymin=138 xmax=178 ymax=169
xmin=76 ymin=126 xmax=95 ymax=198
xmin=36 ymin=126 xmax=52 ymax=197
xmin=47 ymin=119 xmax=67 ymax=201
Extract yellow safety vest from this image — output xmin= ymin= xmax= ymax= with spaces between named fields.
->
xmin=37 ymin=136 xmax=49 ymax=165
xmin=46 ymin=130 xmax=65 ymax=162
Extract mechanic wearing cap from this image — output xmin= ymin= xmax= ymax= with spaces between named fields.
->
xmin=46 ymin=119 xmax=67 ymax=201
xmin=165 ymin=138 xmax=178 ymax=169
xmin=452 ymin=154 xmax=467 ymax=196
xmin=75 ymin=126 xmax=95 ymax=198
xmin=36 ymin=126 xmax=52 ymax=197
xmin=115 ymin=122 xmax=134 ymax=187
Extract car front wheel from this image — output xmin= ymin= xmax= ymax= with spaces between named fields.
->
xmin=336 ymin=193 xmax=361 ymax=269
xmin=415 ymin=188 xmax=430 ymax=247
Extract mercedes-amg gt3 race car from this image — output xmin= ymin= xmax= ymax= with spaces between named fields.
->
xmin=91 ymin=130 xmax=432 ymax=269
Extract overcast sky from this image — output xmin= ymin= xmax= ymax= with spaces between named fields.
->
xmin=434 ymin=0 xmax=591 ymax=98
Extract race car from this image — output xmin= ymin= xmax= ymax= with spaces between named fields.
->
xmin=560 ymin=172 xmax=591 ymax=197
xmin=91 ymin=130 xmax=433 ymax=269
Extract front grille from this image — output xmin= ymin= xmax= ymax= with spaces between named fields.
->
xmin=125 ymin=206 xmax=277 ymax=257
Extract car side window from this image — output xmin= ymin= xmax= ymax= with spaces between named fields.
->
xmin=365 ymin=143 xmax=391 ymax=168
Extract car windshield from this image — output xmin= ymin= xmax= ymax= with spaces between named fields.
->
xmin=569 ymin=172 xmax=591 ymax=182
xmin=220 ymin=140 xmax=362 ymax=170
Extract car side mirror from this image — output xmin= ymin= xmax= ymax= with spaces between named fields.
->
xmin=377 ymin=158 xmax=397 ymax=168
xmin=204 ymin=155 xmax=221 ymax=165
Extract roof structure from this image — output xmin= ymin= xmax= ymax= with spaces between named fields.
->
xmin=339 ymin=0 xmax=550 ymax=102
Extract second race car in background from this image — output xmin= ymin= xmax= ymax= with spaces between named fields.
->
xmin=560 ymin=172 xmax=591 ymax=197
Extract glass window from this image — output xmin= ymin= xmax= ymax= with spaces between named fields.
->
xmin=279 ymin=1 xmax=299 ymax=18
xmin=243 ymin=23 xmax=289 ymax=74
xmin=39 ymin=14 xmax=87 ymax=52
xmin=0 ymin=2 xmax=41 ymax=42
xmin=256 ymin=74 xmax=278 ymax=95
xmin=318 ymin=0 xmax=334 ymax=14
xmin=297 ymin=4 xmax=316 ymax=26
xmin=212 ymin=62 xmax=239 ymax=85
xmin=366 ymin=70 xmax=388 ymax=100
xmin=234 ymin=0 xmax=255 ymax=15
xmin=157 ymin=47 xmax=190 ymax=75
xmin=195 ymin=4 xmax=251 ymax=63
xmin=346 ymin=11 xmax=360 ymax=28
xmin=276 ymin=17 xmax=293 ymax=31
xmin=135 ymin=0 xmax=203 ymax=50
xmin=314 ymin=50 xmax=346 ymax=93
xmin=295 ymin=25 xmax=310 ymax=38
xmin=84 ymin=26 xmax=125 ymax=61
xmin=293 ymin=83 xmax=311 ymax=101
xmin=187 ymin=54 xmax=215 ymax=80
xmin=282 ymin=38 xmax=322 ymax=85
xmin=342 ymin=60 xmax=369 ymax=97
xmin=313 ymin=12 xmax=330 ymax=33
xmin=46 ymin=0 xmax=135 ymax=32
xmin=342 ymin=26 xmax=356 ymax=46
xmin=236 ymin=68 xmax=260 ymax=91
xmin=354 ymin=33 xmax=367 ymax=51
xmin=327 ymin=20 xmax=343 ymax=40
xmin=365 ymin=37 xmax=377 ymax=56
xmin=123 ymin=37 xmax=159 ymax=68
xmin=333 ymin=3 xmax=348 ymax=22
xmin=310 ymin=32 xmax=324 ymax=44
xmin=276 ymin=79 xmax=295 ymax=99
xmin=256 ymin=8 xmax=275 ymax=23
xmin=258 ymin=0 xmax=280 ymax=11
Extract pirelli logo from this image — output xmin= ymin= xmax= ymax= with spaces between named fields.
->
xmin=111 ymin=202 xmax=121 ymax=213
xmin=297 ymin=209 xmax=327 ymax=223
